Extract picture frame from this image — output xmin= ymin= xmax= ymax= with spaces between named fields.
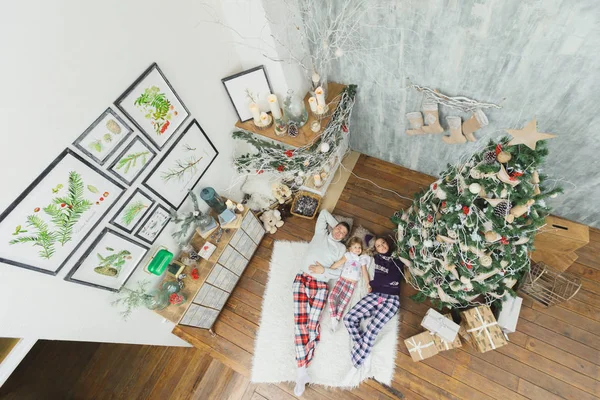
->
xmin=143 ymin=119 xmax=218 ymax=210
xmin=65 ymin=227 xmax=149 ymax=292
xmin=222 ymin=65 xmax=273 ymax=122
xmin=134 ymin=204 xmax=171 ymax=245
xmin=73 ymin=107 xmax=134 ymax=166
xmin=109 ymin=188 xmax=155 ymax=234
xmin=115 ymin=63 xmax=190 ymax=150
xmin=0 ymin=149 xmax=126 ymax=275
xmin=107 ymin=136 xmax=157 ymax=186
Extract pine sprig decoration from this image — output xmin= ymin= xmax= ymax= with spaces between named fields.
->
xmin=116 ymin=151 xmax=150 ymax=174
xmin=111 ymin=280 xmax=152 ymax=320
xmin=171 ymin=189 xmax=206 ymax=242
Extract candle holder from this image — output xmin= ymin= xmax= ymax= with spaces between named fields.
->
xmin=253 ymin=114 xmax=273 ymax=130
xmin=312 ymin=104 xmax=330 ymax=120
xmin=274 ymin=117 xmax=287 ymax=136
xmin=310 ymin=120 xmax=321 ymax=133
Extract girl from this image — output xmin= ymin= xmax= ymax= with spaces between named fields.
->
xmin=326 ymin=237 xmax=371 ymax=331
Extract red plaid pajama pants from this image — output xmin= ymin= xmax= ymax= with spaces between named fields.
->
xmin=293 ymin=273 xmax=328 ymax=368
xmin=328 ymin=277 xmax=356 ymax=321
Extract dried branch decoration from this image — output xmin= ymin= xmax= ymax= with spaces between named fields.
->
xmin=411 ymin=85 xmax=502 ymax=113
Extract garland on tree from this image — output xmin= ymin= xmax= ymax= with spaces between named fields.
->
xmin=392 ymin=137 xmax=562 ymax=309
xmin=232 ymin=85 xmax=357 ymax=179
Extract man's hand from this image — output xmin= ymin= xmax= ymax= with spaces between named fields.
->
xmin=367 ymin=285 xmax=372 ymax=293
xmin=309 ymin=261 xmax=325 ymax=274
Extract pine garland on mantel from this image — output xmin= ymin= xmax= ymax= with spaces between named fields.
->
xmin=232 ymin=85 xmax=357 ymax=177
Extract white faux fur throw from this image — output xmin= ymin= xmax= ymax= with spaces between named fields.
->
xmin=251 ymin=241 xmax=398 ymax=388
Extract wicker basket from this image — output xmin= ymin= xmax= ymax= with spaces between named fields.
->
xmin=519 ymin=262 xmax=582 ymax=307
xmin=290 ymin=191 xmax=322 ymax=219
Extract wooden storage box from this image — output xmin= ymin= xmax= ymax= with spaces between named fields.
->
xmin=533 ymin=216 xmax=589 ymax=254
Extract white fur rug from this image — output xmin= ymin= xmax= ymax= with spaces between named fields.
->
xmin=251 ymin=241 xmax=398 ymax=388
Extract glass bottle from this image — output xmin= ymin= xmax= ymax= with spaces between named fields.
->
xmin=282 ymin=89 xmax=308 ymax=127
xmin=200 ymin=187 xmax=227 ymax=214
xmin=144 ymin=289 xmax=169 ymax=311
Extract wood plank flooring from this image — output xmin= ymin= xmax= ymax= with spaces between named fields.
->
xmin=1 ymin=154 xmax=599 ymax=400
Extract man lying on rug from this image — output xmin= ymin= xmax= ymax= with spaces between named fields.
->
xmin=292 ymin=210 xmax=349 ymax=396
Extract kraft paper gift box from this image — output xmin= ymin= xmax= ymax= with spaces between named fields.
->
xmin=421 ymin=308 xmax=460 ymax=343
xmin=433 ymin=314 xmax=462 ymax=351
xmin=460 ymin=305 xmax=507 ymax=353
xmin=496 ymin=295 xmax=523 ymax=334
xmin=404 ymin=331 xmax=439 ymax=362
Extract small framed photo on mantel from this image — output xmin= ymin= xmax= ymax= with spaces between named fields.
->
xmin=222 ymin=65 xmax=273 ymax=122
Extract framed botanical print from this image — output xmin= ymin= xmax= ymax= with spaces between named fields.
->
xmin=143 ymin=120 xmax=218 ymax=210
xmin=134 ymin=204 xmax=171 ymax=245
xmin=0 ymin=149 xmax=125 ymax=275
xmin=65 ymin=228 xmax=149 ymax=292
xmin=109 ymin=188 xmax=155 ymax=234
xmin=222 ymin=65 xmax=273 ymax=122
xmin=115 ymin=63 xmax=190 ymax=150
xmin=73 ymin=107 xmax=134 ymax=165
xmin=107 ymin=136 xmax=156 ymax=185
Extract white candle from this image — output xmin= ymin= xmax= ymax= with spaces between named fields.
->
xmin=312 ymin=72 xmax=320 ymax=85
xmin=313 ymin=174 xmax=322 ymax=187
xmin=267 ymin=94 xmax=281 ymax=119
xmin=316 ymin=104 xmax=325 ymax=115
xmin=315 ymin=86 xmax=326 ymax=106
xmin=259 ymin=112 xmax=269 ymax=125
xmin=249 ymin=102 xmax=261 ymax=123
xmin=308 ymin=97 xmax=318 ymax=112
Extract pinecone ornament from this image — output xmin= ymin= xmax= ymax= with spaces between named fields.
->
xmin=288 ymin=123 xmax=298 ymax=137
xmin=483 ymin=151 xmax=497 ymax=164
xmin=106 ymin=119 xmax=122 ymax=135
xmin=493 ymin=201 xmax=511 ymax=217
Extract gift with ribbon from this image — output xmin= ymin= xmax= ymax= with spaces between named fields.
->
xmin=421 ymin=308 xmax=460 ymax=343
xmin=460 ymin=305 xmax=507 ymax=353
xmin=404 ymin=331 xmax=439 ymax=362
xmin=432 ymin=314 xmax=462 ymax=351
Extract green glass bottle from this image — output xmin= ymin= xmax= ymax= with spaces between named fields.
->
xmin=200 ymin=187 xmax=227 ymax=214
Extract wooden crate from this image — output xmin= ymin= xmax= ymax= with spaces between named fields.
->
xmin=533 ymin=215 xmax=589 ymax=254
xmin=530 ymin=250 xmax=579 ymax=272
xmin=290 ymin=191 xmax=322 ymax=219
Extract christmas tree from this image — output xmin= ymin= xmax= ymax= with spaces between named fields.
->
xmin=392 ymin=130 xmax=561 ymax=309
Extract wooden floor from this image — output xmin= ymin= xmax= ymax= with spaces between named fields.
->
xmin=2 ymin=154 xmax=599 ymax=400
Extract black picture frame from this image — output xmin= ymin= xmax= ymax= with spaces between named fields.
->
xmin=0 ymin=149 xmax=126 ymax=275
xmin=114 ymin=62 xmax=191 ymax=150
xmin=64 ymin=227 xmax=150 ymax=292
xmin=73 ymin=107 xmax=134 ymax=166
xmin=107 ymin=136 xmax=157 ymax=186
xmin=221 ymin=65 xmax=273 ymax=122
xmin=142 ymin=119 xmax=219 ymax=210
xmin=134 ymin=204 xmax=172 ymax=245
xmin=109 ymin=188 xmax=156 ymax=234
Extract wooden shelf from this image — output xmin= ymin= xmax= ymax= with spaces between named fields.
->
xmin=234 ymin=82 xmax=347 ymax=148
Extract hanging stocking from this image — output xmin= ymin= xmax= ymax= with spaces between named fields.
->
xmin=461 ymin=109 xmax=488 ymax=142
xmin=442 ymin=116 xmax=467 ymax=144
xmin=405 ymin=112 xmax=425 ymax=135
xmin=421 ymin=99 xmax=444 ymax=134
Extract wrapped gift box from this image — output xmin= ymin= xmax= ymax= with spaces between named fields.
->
xmin=404 ymin=331 xmax=439 ymax=362
xmin=198 ymin=241 xmax=216 ymax=260
xmin=433 ymin=314 xmax=462 ymax=351
xmin=421 ymin=308 xmax=460 ymax=343
xmin=460 ymin=305 xmax=507 ymax=353
xmin=496 ymin=295 xmax=523 ymax=334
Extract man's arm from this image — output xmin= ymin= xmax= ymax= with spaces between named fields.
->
xmin=308 ymin=263 xmax=342 ymax=279
xmin=315 ymin=209 xmax=338 ymax=234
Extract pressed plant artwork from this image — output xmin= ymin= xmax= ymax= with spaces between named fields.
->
xmin=143 ymin=120 xmax=218 ymax=210
xmin=65 ymin=228 xmax=149 ymax=292
xmin=115 ymin=63 xmax=190 ymax=150
xmin=73 ymin=108 xmax=133 ymax=165
xmin=109 ymin=188 xmax=155 ymax=234
xmin=0 ymin=149 xmax=125 ymax=275
xmin=108 ymin=136 xmax=156 ymax=186
xmin=134 ymin=204 xmax=171 ymax=245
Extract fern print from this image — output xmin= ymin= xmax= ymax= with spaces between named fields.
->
xmin=44 ymin=171 xmax=93 ymax=245
xmin=115 ymin=151 xmax=150 ymax=174
xmin=121 ymin=200 xmax=148 ymax=226
xmin=9 ymin=215 xmax=57 ymax=259
xmin=94 ymin=249 xmax=132 ymax=277
xmin=134 ymin=86 xmax=177 ymax=135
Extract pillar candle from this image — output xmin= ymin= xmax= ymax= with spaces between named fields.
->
xmin=267 ymin=94 xmax=281 ymax=119
xmin=308 ymin=97 xmax=318 ymax=112
xmin=249 ymin=102 xmax=261 ymax=123
xmin=259 ymin=112 xmax=269 ymax=125
xmin=316 ymin=104 xmax=325 ymax=115
xmin=313 ymin=174 xmax=322 ymax=187
xmin=315 ymin=86 xmax=326 ymax=106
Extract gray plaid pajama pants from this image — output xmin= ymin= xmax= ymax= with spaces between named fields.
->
xmin=343 ymin=292 xmax=400 ymax=367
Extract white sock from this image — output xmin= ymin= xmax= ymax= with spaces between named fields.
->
xmin=294 ymin=366 xmax=310 ymax=396
xmin=342 ymin=365 xmax=359 ymax=386
xmin=330 ymin=318 xmax=339 ymax=333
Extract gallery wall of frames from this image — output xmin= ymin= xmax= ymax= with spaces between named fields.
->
xmin=0 ymin=63 xmax=219 ymax=292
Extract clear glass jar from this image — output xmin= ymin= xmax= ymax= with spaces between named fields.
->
xmin=282 ymin=89 xmax=308 ymax=127
xmin=144 ymin=289 xmax=169 ymax=311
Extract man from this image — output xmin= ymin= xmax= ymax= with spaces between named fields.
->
xmin=292 ymin=209 xmax=349 ymax=396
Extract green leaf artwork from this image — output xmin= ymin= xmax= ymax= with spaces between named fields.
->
xmin=88 ymin=140 xmax=103 ymax=153
xmin=134 ymin=86 xmax=176 ymax=135
xmin=115 ymin=151 xmax=150 ymax=174
xmin=103 ymin=134 xmax=113 ymax=143
xmin=120 ymin=200 xmax=148 ymax=226
xmin=87 ymin=185 xmax=99 ymax=193
xmin=94 ymin=248 xmax=132 ymax=278
xmin=51 ymin=184 xmax=63 ymax=194
xmin=9 ymin=215 xmax=57 ymax=259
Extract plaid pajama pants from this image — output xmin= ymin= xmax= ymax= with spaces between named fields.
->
xmin=293 ymin=273 xmax=328 ymax=368
xmin=328 ymin=277 xmax=356 ymax=321
xmin=343 ymin=292 xmax=400 ymax=367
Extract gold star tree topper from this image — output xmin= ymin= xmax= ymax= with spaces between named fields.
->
xmin=506 ymin=119 xmax=556 ymax=150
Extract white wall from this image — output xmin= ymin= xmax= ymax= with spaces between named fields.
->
xmin=0 ymin=0 xmax=245 ymax=346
